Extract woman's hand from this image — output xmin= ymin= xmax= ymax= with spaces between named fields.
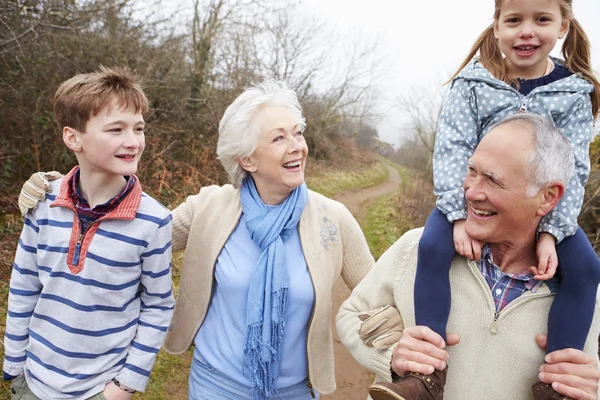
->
xmin=358 ymin=305 xmax=403 ymax=350
xmin=18 ymin=171 xmax=62 ymax=216
xmin=453 ymin=219 xmax=482 ymax=261
xmin=529 ymin=233 xmax=558 ymax=281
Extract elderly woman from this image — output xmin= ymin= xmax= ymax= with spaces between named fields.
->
xmin=18 ymin=80 xmax=375 ymax=400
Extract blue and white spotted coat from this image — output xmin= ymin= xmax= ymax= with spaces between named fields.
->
xmin=434 ymin=58 xmax=596 ymax=242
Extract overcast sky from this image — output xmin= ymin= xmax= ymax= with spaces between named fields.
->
xmin=302 ymin=0 xmax=600 ymax=146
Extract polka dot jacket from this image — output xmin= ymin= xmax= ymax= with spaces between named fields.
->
xmin=433 ymin=58 xmax=595 ymax=243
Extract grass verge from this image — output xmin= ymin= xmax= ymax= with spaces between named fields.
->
xmin=361 ymin=164 xmax=412 ymax=260
xmin=306 ymin=161 xmax=388 ymax=198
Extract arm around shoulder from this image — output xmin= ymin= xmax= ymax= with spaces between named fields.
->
xmin=171 ymin=185 xmax=225 ymax=252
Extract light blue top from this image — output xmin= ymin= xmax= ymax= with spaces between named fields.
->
xmin=434 ymin=58 xmax=595 ymax=242
xmin=193 ymin=208 xmax=315 ymax=390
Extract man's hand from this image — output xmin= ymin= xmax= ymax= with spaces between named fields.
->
xmin=536 ymin=334 xmax=599 ymax=400
xmin=391 ymin=326 xmax=460 ymax=376
xmin=358 ymin=305 xmax=403 ymax=350
xmin=102 ymin=381 xmax=135 ymax=400
xmin=18 ymin=171 xmax=62 ymax=216
xmin=453 ymin=219 xmax=483 ymax=261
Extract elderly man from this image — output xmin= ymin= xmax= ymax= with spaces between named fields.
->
xmin=336 ymin=113 xmax=600 ymax=400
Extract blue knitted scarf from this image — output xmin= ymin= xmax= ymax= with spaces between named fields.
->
xmin=240 ymin=176 xmax=308 ymax=399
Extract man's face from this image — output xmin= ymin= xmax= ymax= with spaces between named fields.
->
xmin=463 ymin=122 xmax=543 ymax=244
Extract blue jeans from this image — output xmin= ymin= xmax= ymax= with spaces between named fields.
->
xmin=188 ymin=353 xmax=319 ymax=400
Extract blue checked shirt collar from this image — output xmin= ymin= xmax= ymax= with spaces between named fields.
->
xmin=478 ymin=245 xmax=559 ymax=312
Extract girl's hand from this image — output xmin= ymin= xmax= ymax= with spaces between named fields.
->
xmin=529 ymin=233 xmax=558 ymax=281
xmin=453 ymin=219 xmax=483 ymax=261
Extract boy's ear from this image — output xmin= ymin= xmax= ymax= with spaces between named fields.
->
xmin=63 ymin=127 xmax=82 ymax=153
xmin=536 ymin=181 xmax=565 ymax=217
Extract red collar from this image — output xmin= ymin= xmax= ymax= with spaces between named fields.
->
xmin=51 ymin=166 xmax=143 ymax=220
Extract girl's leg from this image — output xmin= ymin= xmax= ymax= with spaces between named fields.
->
xmin=547 ymin=228 xmax=600 ymax=353
xmin=414 ymin=208 xmax=456 ymax=341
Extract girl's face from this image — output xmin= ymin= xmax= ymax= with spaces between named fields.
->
xmin=494 ymin=0 xmax=569 ymax=79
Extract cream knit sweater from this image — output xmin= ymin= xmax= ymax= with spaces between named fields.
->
xmin=163 ymin=184 xmax=375 ymax=395
xmin=337 ymin=228 xmax=600 ymax=400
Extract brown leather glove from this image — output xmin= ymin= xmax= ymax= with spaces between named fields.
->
xmin=18 ymin=171 xmax=63 ymax=216
xmin=358 ymin=305 xmax=403 ymax=350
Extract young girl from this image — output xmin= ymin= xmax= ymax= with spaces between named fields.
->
xmin=370 ymin=0 xmax=600 ymax=399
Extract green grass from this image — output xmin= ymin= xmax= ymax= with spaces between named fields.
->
xmin=306 ymin=161 xmax=388 ymax=197
xmin=361 ymin=164 xmax=412 ymax=260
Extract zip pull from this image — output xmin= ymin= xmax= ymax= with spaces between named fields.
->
xmin=73 ymin=233 xmax=84 ymax=266
xmin=490 ymin=311 xmax=500 ymax=335
xmin=307 ymin=382 xmax=315 ymax=399
xmin=519 ymin=97 xmax=528 ymax=112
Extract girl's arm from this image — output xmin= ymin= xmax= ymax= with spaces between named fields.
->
xmin=433 ymin=79 xmax=480 ymax=223
xmin=539 ymin=94 xmax=594 ymax=243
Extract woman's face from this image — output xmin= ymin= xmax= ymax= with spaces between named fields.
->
xmin=244 ymin=105 xmax=308 ymax=204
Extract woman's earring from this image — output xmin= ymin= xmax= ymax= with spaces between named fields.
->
xmin=249 ymin=165 xmax=257 ymax=172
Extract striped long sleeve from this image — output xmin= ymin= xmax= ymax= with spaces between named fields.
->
xmin=3 ymin=214 xmax=42 ymax=378
xmin=116 ymin=213 xmax=174 ymax=391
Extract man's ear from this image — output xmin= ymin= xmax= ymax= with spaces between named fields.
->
xmin=63 ymin=127 xmax=82 ymax=152
xmin=537 ymin=181 xmax=565 ymax=217
xmin=237 ymin=156 xmax=256 ymax=172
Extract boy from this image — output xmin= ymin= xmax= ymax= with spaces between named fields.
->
xmin=3 ymin=67 xmax=175 ymax=400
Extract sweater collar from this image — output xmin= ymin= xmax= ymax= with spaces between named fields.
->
xmin=51 ymin=166 xmax=143 ymax=220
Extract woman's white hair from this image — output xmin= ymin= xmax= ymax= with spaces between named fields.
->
xmin=216 ymin=79 xmax=306 ymax=188
xmin=491 ymin=113 xmax=574 ymax=197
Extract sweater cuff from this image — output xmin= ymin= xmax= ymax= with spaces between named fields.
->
xmin=3 ymin=372 xmax=17 ymax=381
xmin=115 ymin=368 xmax=149 ymax=393
xmin=537 ymin=223 xmax=565 ymax=244
xmin=446 ymin=210 xmax=467 ymax=224
xmin=371 ymin=344 xmax=396 ymax=382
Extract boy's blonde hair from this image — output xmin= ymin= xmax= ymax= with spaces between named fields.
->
xmin=449 ymin=0 xmax=600 ymax=118
xmin=54 ymin=66 xmax=148 ymax=132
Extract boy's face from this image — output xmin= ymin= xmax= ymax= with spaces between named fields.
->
xmin=70 ymin=99 xmax=145 ymax=178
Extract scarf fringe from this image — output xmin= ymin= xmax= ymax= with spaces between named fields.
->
xmin=244 ymin=288 xmax=289 ymax=400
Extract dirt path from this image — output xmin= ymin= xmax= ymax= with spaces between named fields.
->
xmin=322 ymin=164 xmax=401 ymax=400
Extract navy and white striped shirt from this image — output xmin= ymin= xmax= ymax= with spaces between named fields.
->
xmin=3 ymin=171 xmax=175 ymax=399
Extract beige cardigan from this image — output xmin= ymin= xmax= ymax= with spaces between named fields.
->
xmin=337 ymin=228 xmax=600 ymax=399
xmin=163 ymin=184 xmax=374 ymax=395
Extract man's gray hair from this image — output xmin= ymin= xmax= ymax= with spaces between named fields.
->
xmin=491 ymin=113 xmax=574 ymax=197
xmin=216 ymin=79 xmax=306 ymax=188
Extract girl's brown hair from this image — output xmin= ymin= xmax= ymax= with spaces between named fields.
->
xmin=449 ymin=0 xmax=600 ymax=118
